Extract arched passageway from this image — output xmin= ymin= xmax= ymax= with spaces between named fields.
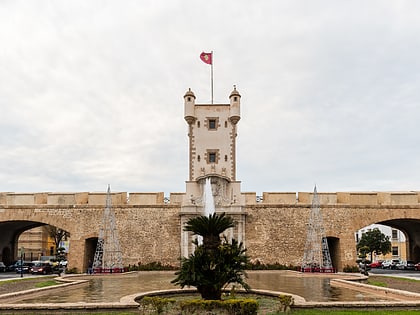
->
xmin=0 ymin=221 xmax=45 ymax=264
xmin=379 ymin=219 xmax=420 ymax=262
xmin=84 ymin=237 xmax=98 ymax=273
xmin=0 ymin=220 xmax=70 ymax=265
xmin=327 ymin=237 xmax=340 ymax=271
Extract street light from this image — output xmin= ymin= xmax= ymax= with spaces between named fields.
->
xmin=19 ymin=247 xmax=25 ymax=278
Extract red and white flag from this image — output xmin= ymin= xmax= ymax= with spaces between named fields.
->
xmin=200 ymin=52 xmax=212 ymax=65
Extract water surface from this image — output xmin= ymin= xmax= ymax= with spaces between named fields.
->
xmin=19 ymin=270 xmax=389 ymax=303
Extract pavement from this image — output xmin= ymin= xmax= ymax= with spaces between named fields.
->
xmin=369 ymin=268 xmax=420 ymax=280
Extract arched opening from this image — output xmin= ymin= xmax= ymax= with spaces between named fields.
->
xmin=1 ymin=247 xmax=12 ymax=266
xmin=85 ymin=237 xmax=98 ymax=273
xmin=0 ymin=220 xmax=70 ymax=265
xmin=326 ymin=237 xmax=340 ymax=271
xmin=356 ymin=219 xmax=420 ymax=267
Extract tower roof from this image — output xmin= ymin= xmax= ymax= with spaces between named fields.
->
xmin=184 ymin=88 xmax=196 ymax=99
xmin=229 ymin=85 xmax=241 ymax=98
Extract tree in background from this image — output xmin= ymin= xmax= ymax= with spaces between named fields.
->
xmin=357 ymin=228 xmax=391 ymax=261
xmin=172 ymin=213 xmax=250 ymax=300
xmin=45 ymin=225 xmax=70 ymax=256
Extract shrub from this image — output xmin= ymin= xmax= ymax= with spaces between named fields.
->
xmin=342 ymin=265 xmax=359 ymax=273
xmin=278 ymin=294 xmax=294 ymax=313
xmin=65 ymin=267 xmax=78 ymax=274
xmin=246 ymin=261 xmax=299 ymax=271
xmin=139 ymin=296 xmax=176 ymax=314
xmin=179 ymin=298 xmax=259 ymax=315
xmin=127 ymin=261 xmax=177 ymax=271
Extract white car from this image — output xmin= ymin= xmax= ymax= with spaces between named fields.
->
xmin=382 ymin=259 xmax=400 ymax=269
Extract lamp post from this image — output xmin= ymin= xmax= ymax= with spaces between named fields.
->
xmin=19 ymin=247 xmax=25 ymax=278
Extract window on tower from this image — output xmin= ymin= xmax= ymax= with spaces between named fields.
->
xmin=209 ymin=119 xmax=216 ymax=129
xmin=209 ymin=153 xmax=216 ymax=163
xmin=206 ymin=117 xmax=219 ymax=130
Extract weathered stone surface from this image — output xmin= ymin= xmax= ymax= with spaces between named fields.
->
xmin=1 ymin=191 xmax=420 ymax=272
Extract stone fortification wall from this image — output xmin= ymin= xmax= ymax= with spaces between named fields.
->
xmin=243 ymin=191 xmax=420 ymax=206
xmin=0 ymin=192 xmax=184 ymax=206
xmin=2 ymin=191 xmax=419 ymax=206
xmin=2 ymin=190 xmax=420 ymax=272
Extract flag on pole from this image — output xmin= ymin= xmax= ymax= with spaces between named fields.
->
xmin=200 ymin=52 xmax=212 ymax=65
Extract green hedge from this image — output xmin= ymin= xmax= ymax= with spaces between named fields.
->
xmin=179 ymin=298 xmax=258 ymax=315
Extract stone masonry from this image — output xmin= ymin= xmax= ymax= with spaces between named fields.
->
xmin=1 ymin=190 xmax=420 ymax=272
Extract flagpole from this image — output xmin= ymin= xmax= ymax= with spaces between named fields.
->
xmin=211 ymin=50 xmax=214 ymax=104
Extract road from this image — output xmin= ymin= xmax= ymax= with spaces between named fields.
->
xmin=0 ymin=271 xmax=38 ymax=280
xmin=369 ymin=267 xmax=420 ymax=280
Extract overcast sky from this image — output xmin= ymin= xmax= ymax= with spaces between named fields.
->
xmin=1 ymin=1 xmax=419 ymax=196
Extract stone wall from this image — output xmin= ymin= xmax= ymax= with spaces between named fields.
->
xmin=1 ymin=190 xmax=420 ymax=272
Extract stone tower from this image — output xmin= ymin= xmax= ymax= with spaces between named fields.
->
xmin=180 ymin=87 xmax=246 ymax=257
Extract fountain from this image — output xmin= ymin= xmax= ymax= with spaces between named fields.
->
xmin=203 ymin=177 xmax=215 ymax=217
xmin=11 ymin=271 xmax=399 ymax=304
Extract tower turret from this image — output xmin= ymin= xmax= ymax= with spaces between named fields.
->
xmin=184 ymin=88 xmax=196 ymax=125
xmin=229 ymin=85 xmax=241 ymax=125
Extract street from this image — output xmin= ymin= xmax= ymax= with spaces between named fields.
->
xmin=369 ymin=267 xmax=420 ymax=280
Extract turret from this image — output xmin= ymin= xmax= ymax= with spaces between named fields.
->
xmin=229 ymin=85 xmax=241 ymax=125
xmin=184 ymin=88 xmax=196 ymax=124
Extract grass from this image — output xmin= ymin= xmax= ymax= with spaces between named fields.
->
xmin=284 ymin=311 xmax=420 ymax=315
xmin=3 ymin=310 xmax=420 ymax=315
xmin=367 ymin=279 xmax=388 ymax=287
xmin=34 ymin=279 xmax=60 ymax=288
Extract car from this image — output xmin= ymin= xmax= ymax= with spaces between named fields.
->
xmin=30 ymin=261 xmax=53 ymax=275
xmin=405 ymin=260 xmax=416 ymax=270
xmin=0 ymin=262 xmax=6 ymax=272
xmin=15 ymin=262 xmax=34 ymax=274
xmin=59 ymin=260 xmax=68 ymax=267
xmin=382 ymin=259 xmax=400 ymax=269
xmin=369 ymin=261 xmax=383 ymax=268
xmin=7 ymin=261 xmax=19 ymax=271
xmin=415 ymin=262 xmax=420 ymax=271
xmin=358 ymin=261 xmax=371 ymax=273
xmin=395 ymin=261 xmax=407 ymax=270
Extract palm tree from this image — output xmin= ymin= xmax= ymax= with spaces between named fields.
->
xmin=184 ymin=212 xmax=234 ymax=250
xmin=172 ymin=213 xmax=250 ymax=300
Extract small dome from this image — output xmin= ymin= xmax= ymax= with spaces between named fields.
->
xmin=184 ymin=88 xmax=196 ymax=99
xmin=229 ymin=85 xmax=241 ymax=98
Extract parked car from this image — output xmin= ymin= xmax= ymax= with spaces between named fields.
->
xmin=7 ymin=261 xmax=19 ymax=271
xmin=405 ymin=260 xmax=416 ymax=270
xmin=382 ymin=259 xmax=400 ymax=269
xmin=395 ymin=261 xmax=407 ymax=270
xmin=30 ymin=261 xmax=53 ymax=275
xmin=15 ymin=262 xmax=34 ymax=274
xmin=415 ymin=262 xmax=420 ymax=271
xmin=369 ymin=261 xmax=383 ymax=268
xmin=0 ymin=262 xmax=6 ymax=272
xmin=358 ymin=261 xmax=371 ymax=273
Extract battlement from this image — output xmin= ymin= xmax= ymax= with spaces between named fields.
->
xmin=245 ymin=191 xmax=420 ymax=206
xmin=0 ymin=192 xmax=184 ymax=206
xmin=1 ymin=191 xmax=419 ymax=206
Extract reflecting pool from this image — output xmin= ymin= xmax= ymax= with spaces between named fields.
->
xmin=19 ymin=270 xmax=388 ymax=303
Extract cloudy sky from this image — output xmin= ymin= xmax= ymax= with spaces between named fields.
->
xmin=1 ymin=1 xmax=419 ymax=196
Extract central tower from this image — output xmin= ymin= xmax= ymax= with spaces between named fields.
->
xmin=180 ymin=87 xmax=246 ymax=257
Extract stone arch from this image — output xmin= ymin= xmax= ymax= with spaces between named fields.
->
xmin=352 ymin=216 xmax=420 ymax=263
xmin=326 ymin=236 xmax=340 ymax=271
xmin=82 ymin=232 xmax=99 ymax=273
xmin=379 ymin=218 xmax=420 ymax=262
xmin=0 ymin=219 xmax=72 ymax=263
xmin=1 ymin=247 xmax=12 ymax=266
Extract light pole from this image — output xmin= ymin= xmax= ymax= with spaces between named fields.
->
xmin=19 ymin=247 xmax=25 ymax=278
